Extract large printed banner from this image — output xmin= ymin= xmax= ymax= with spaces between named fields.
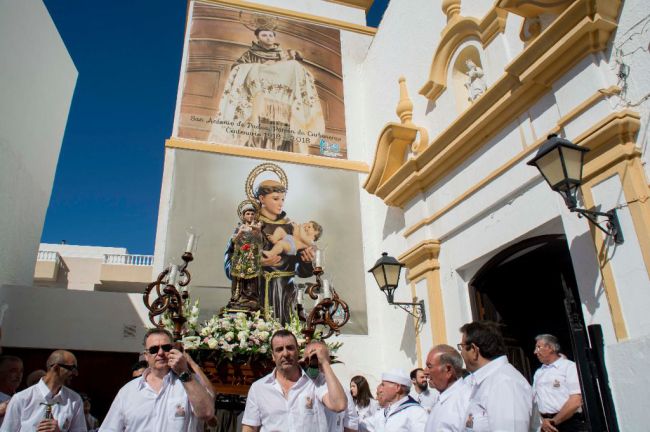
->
xmin=163 ymin=152 xmax=368 ymax=334
xmin=175 ymin=1 xmax=348 ymax=159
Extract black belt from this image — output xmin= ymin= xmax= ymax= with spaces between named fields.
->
xmin=540 ymin=412 xmax=585 ymax=420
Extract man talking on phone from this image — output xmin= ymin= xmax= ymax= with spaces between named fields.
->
xmin=242 ymin=329 xmax=347 ymax=432
xmin=100 ymin=328 xmax=214 ymax=431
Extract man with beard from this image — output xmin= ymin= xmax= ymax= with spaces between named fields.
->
xmin=1 ymin=350 xmax=86 ymax=431
xmin=0 ymin=355 xmax=23 ymax=426
xmin=101 ymin=328 xmax=214 ymax=431
xmin=409 ymin=368 xmax=438 ymax=413
xmin=242 ymin=330 xmax=347 ymax=431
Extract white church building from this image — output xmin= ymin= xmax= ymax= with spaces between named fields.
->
xmin=2 ymin=0 xmax=650 ymax=429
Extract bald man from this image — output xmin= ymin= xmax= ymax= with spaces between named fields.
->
xmin=1 ymin=349 xmax=86 ymax=431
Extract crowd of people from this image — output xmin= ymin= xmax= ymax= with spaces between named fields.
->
xmin=0 ymin=321 xmax=585 ymax=431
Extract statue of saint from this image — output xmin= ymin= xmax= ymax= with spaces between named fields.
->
xmin=224 ymin=164 xmax=315 ymax=323
xmin=464 ymin=59 xmax=487 ymax=102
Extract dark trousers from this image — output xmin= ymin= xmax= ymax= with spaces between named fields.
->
xmin=541 ymin=412 xmax=587 ymax=432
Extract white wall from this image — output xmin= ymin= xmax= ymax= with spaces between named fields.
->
xmin=0 ymin=285 xmax=149 ymax=353
xmin=0 ymin=0 xmax=77 ymax=287
xmin=606 ymin=333 xmax=650 ymax=430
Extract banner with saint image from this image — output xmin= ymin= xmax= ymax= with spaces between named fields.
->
xmin=174 ymin=1 xmax=348 ymax=159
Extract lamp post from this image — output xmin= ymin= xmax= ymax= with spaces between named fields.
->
xmin=368 ymin=252 xmax=426 ymax=323
xmin=528 ymin=134 xmax=624 ymax=244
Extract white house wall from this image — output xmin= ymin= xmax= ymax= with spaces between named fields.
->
xmin=0 ymin=0 xmax=77 ymax=288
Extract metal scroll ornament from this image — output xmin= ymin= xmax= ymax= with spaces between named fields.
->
xmin=143 ymin=253 xmax=193 ymax=341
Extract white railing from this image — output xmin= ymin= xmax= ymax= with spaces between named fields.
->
xmin=104 ymin=254 xmax=153 ymax=266
xmin=37 ymin=250 xmax=61 ymax=263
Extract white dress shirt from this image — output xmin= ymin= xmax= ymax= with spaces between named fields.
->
xmin=0 ymin=379 xmax=86 ymax=432
xmin=410 ymin=388 xmax=440 ymax=413
xmin=375 ymin=395 xmax=427 ymax=432
xmin=242 ymin=368 xmax=330 ymax=432
xmin=326 ymin=389 xmax=358 ymax=431
xmin=463 ymin=356 xmax=533 ymax=432
xmin=425 ymin=379 xmax=470 ymax=432
xmin=533 ymin=357 xmax=581 ymax=414
xmin=99 ymin=369 xmax=200 ymax=431
xmin=356 ymin=398 xmax=379 ymax=432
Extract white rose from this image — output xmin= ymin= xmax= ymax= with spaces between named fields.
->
xmin=207 ymin=337 xmax=219 ymax=349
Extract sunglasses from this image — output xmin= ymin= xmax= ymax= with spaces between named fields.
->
xmin=146 ymin=344 xmax=173 ymax=355
xmin=57 ymin=363 xmax=78 ymax=372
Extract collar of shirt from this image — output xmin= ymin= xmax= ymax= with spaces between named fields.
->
xmin=266 ymin=367 xmax=313 ymax=394
xmin=137 ymin=368 xmax=174 ymax=392
xmin=541 ymin=357 xmax=566 ymax=370
xmin=36 ymin=378 xmax=63 ymax=405
xmin=437 ymin=378 xmax=465 ymax=404
xmin=467 ymin=355 xmax=508 ymax=387
xmin=385 ymin=395 xmax=410 ymax=416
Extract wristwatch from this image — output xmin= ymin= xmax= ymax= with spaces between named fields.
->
xmin=178 ymin=370 xmax=192 ymax=383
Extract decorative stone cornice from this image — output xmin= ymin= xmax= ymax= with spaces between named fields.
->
xmin=497 ymin=0 xmax=573 ymax=18
xmin=368 ymin=0 xmax=622 ymax=208
xmin=398 ymin=240 xmax=441 ymax=283
xmin=364 ymin=77 xmax=429 ymax=195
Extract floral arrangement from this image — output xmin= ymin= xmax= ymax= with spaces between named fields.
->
xmin=162 ymin=302 xmax=341 ymax=364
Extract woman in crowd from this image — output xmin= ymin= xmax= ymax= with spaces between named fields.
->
xmin=350 ymin=375 xmax=379 ymax=432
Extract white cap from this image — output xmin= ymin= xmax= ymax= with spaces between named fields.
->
xmin=381 ymin=368 xmax=411 ymax=388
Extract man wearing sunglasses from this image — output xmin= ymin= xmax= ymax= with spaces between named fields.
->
xmin=1 ymin=349 xmax=86 ymax=431
xmin=100 ymin=328 xmax=214 ymax=431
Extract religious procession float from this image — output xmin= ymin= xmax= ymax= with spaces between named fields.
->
xmin=142 ymin=162 xmax=351 ymax=400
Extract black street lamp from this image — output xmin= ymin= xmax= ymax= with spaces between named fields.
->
xmin=528 ymin=134 xmax=624 ymax=244
xmin=368 ymin=252 xmax=426 ymax=322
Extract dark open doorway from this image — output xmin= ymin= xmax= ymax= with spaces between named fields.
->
xmin=469 ymin=234 xmax=610 ymax=431
xmin=469 ymin=234 xmax=580 ymax=380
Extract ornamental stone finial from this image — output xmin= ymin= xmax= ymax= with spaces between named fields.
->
xmin=396 ymin=76 xmax=413 ymax=125
xmin=442 ymin=0 xmax=461 ymax=21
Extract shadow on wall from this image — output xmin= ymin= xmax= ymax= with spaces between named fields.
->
xmin=568 ymin=230 xmax=608 ymax=318
xmin=399 ymin=313 xmax=418 ymax=364
xmin=383 ymin=206 xmax=406 ymax=240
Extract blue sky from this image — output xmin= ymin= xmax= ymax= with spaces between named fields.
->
xmin=41 ymin=0 xmax=389 ymax=255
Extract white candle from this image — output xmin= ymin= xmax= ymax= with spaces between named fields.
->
xmin=322 ymin=279 xmax=331 ymax=299
xmin=296 ymin=289 xmax=304 ymax=305
xmin=167 ymin=265 xmax=179 ymax=286
xmin=314 ymin=249 xmax=323 ymax=268
xmin=185 ymin=233 xmax=196 ymax=254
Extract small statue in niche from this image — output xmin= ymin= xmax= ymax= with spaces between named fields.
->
xmin=464 ymin=59 xmax=487 ymax=102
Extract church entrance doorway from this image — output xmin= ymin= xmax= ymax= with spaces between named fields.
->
xmin=469 ymin=234 xmax=607 ymax=430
